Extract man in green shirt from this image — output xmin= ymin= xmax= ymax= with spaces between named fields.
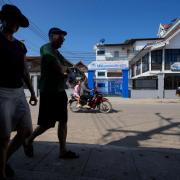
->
xmin=25 ymin=27 xmax=79 ymax=159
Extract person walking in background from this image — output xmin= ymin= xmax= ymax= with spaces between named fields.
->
xmin=0 ymin=4 xmax=38 ymax=179
xmin=24 ymin=27 xmax=79 ymax=159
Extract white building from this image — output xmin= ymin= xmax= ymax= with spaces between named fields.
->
xmin=89 ymin=38 xmax=160 ymax=95
xmin=129 ymin=18 xmax=180 ymax=98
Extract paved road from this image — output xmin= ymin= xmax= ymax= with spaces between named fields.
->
xmin=29 ymin=97 xmax=180 ymax=149
xmin=9 ymin=98 xmax=180 ymax=180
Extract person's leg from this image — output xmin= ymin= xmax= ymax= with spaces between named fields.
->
xmin=6 ymin=127 xmax=31 ymax=160
xmin=26 ymin=126 xmax=49 ymax=144
xmin=57 ymin=91 xmax=79 ymax=159
xmin=58 ymin=121 xmax=79 ymax=159
xmin=58 ymin=121 xmax=67 ymax=156
xmin=0 ymin=136 xmax=10 ymax=178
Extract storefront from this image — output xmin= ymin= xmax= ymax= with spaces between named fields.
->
xmin=88 ymin=61 xmax=129 ymax=97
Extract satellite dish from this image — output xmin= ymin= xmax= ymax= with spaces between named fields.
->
xmin=99 ymin=38 xmax=105 ymax=44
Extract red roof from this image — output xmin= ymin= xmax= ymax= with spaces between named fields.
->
xmin=162 ymin=24 xmax=171 ymax=29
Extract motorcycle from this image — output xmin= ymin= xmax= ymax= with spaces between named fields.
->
xmin=69 ymin=89 xmax=112 ymax=113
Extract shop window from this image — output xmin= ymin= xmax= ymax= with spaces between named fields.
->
xmin=107 ymin=72 xmax=122 ymax=77
xmin=164 ymin=75 xmax=180 ymax=89
xmin=97 ymin=83 xmax=105 ymax=87
xmin=165 ymin=49 xmax=180 ymax=70
xmin=151 ymin=50 xmax=162 ymax=70
xmin=97 ymin=71 xmax=105 ymax=77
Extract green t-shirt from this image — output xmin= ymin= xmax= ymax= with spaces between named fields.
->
xmin=39 ymin=43 xmax=67 ymax=92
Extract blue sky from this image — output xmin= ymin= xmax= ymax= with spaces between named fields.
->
xmin=1 ymin=0 xmax=180 ymax=64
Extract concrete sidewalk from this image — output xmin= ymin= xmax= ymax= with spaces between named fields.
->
xmin=8 ymin=142 xmax=180 ymax=180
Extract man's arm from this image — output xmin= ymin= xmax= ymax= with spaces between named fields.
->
xmin=43 ymin=54 xmax=68 ymax=77
xmin=23 ymin=61 xmax=38 ymax=106
xmin=82 ymin=83 xmax=91 ymax=93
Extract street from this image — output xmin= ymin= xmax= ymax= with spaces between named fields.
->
xmin=30 ymin=98 xmax=180 ymax=150
xmin=9 ymin=98 xmax=180 ymax=180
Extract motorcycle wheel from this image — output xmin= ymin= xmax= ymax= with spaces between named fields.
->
xmin=69 ymin=100 xmax=80 ymax=112
xmin=99 ymin=101 xmax=112 ymax=113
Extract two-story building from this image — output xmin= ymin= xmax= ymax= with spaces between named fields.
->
xmin=89 ymin=38 xmax=161 ymax=96
xmin=129 ymin=18 xmax=180 ymax=98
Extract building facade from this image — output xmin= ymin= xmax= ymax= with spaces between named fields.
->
xmin=88 ymin=43 xmax=130 ymax=95
xmin=89 ymin=38 xmax=160 ymax=96
xmin=129 ymin=18 xmax=180 ymax=98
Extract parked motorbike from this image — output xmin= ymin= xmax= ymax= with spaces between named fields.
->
xmin=176 ymin=87 xmax=180 ymax=96
xmin=69 ymin=89 xmax=112 ymax=113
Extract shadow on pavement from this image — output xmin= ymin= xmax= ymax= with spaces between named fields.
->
xmin=8 ymin=141 xmax=180 ymax=180
xmin=106 ymin=112 xmax=180 ymax=148
xmin=71 ymin=108 xmax=120 ymax=114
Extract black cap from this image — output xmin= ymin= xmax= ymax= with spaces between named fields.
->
xmin=48 ymin=27 xmax=67 ymax=37
xmin=0 ymin=4 xmax=29 ymax=27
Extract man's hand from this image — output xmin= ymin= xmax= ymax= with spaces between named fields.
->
xmin=29 ymin=94 xmax=38 ymax=106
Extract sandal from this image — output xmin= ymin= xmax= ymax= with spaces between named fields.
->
xmin=59 ymin=150 xmax=79 ymax=159
xmin=23 ymin=141 xmax=34 ymax=158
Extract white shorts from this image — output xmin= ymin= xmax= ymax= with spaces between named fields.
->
xmin=0 ymin=87 xmax=32 ymax=138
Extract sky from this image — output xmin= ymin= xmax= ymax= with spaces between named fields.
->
xmin=0 ymin=0 xmax=180 ymax=65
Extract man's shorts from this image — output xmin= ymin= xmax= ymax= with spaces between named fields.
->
xmin=0 ymin=87 xmax=32 ymax=138
xmin=38 ymin=90 xmax=68 ymax=128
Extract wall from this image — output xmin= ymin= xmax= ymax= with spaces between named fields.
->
xmin=96 ymin=46 xmax=129 ymax=61
xmin=131 ymin=89 xmax=179 ymax=99
xmin=166 ymin=32 xmax=180 ymax=49
xmin=164 ymin=90 xmax=179 ymax=99
xmin=133 ymin=40 xmax=157 ymax=51
xmin=131 ymin=90 xmax=159 ymax=98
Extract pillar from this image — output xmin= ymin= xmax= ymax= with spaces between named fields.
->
xmin=88 ymin=70 xmax=95 ymax=94
xmin=158 ymin=73 xmax=164 ymax=98
xmin=122 ymin=68 xmax=129 ymax=98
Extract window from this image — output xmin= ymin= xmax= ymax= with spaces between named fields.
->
xmin=97 ymin=50 xmax=105 ymax=55
xmin=107 ymin=72 xmax=122 ymax=77
xmin=164 ymin=75 xmax=180 ymax=89
xmin=131 ymin=64 xmax=135 ymax=77
xmin=165 ymin=49 xmax=180 ymax=70
xmin=142 ymin=53 xmax=149 ymax=73
xmin=151 ymin=50 xmax=162 ymax=70
xmin=114 ymin=51 xmax=119 ymax=58
xmin=136 ymin=60 xmax=141 ymax=75
xmin=97 ymin=71 xmax=105 ymax=77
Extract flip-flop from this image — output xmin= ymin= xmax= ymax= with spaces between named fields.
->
xmin=59 ymin=150 xmax=79 ymax=159
xmin=23 ymin=141 xmax=34 ymax=158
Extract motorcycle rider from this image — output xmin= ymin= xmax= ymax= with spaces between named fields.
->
xmin=80 ymin=75 xmax=93 ymax=108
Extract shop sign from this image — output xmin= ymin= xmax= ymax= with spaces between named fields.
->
xmin=171 ymin=62 xmax=180 ymax=71
xmin=88 ymin=61 xmax=128 ymax=70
